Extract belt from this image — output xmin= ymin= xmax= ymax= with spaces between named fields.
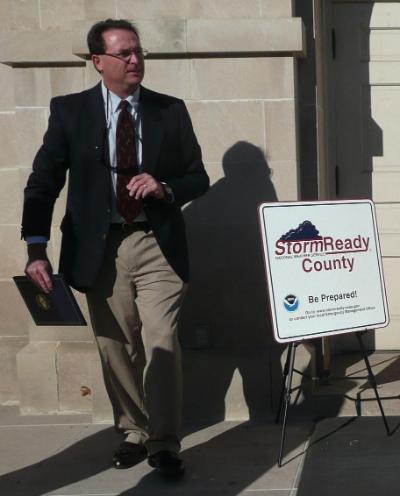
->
xmin=109 ymin=222 xmax=150 ymax=232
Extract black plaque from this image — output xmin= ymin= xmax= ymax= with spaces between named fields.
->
xmin=13 ymin=274 xmax=87 ymax=326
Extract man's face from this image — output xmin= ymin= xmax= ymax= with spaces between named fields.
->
xmin=92 ymin=28 xmax=145 ymax=95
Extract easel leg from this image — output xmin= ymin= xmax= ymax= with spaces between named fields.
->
xmin=276 ymin=345 xmax=292 ymax=424
xmin=356 ymin=332 xmax=390 ymax=435
xmin=278 ymin=342 xmax=298 ymax=467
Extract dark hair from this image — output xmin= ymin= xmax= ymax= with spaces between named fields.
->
xmin=87 ymin=19 xmax=140 ymax=55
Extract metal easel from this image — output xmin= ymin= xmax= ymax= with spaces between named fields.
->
xmin=275 ymin=330 xmax=390 ymax=467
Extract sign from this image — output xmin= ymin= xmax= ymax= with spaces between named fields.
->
xmin=258 ymin=200 xmax=389 ymax=343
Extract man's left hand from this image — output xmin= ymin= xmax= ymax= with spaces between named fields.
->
xmin=126 ymin=173 xmax=165 ymax=200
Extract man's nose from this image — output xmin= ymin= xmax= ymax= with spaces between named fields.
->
xmin=128 ymin=51 xmax=140 ymax=63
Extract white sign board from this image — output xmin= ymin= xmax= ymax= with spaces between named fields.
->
xmin=258 ymin=200 xmax=389 ymax=343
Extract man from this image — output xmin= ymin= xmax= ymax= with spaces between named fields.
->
xmin=22 ymin=19 xmax=209 ymax=478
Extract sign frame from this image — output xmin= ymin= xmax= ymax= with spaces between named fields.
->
xmin=258 ymin=199 xmax=389 ymax=343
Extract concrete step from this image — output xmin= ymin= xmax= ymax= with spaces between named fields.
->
xmin=312 ymin=352 xmax=400 ymax=417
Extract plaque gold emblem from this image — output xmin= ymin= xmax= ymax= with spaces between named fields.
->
xmin=35 ymin=294 xmax=51 ymax=311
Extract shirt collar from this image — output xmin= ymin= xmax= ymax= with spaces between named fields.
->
xmin=101 ymin=81 xmax=141 ymax=114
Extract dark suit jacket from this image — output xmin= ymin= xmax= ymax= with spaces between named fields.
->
xmin=22 ymin=83 xmax=209 ymax=290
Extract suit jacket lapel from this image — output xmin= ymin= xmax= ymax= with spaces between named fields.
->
xmin=86 ymin=82 xmax=109 ymax=167
xmin=140 ymin=86 xmax=163 ymax=175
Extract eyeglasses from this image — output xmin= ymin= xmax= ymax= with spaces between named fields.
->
xmin=102 ymin=48 xmax=149 ymax=62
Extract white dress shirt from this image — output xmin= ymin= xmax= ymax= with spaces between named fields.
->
xmin=102 ymin=81 xmax=147 ymax=223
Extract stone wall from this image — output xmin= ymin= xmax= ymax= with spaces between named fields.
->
xmin=0 ymin=0 xmax=308 ymax=421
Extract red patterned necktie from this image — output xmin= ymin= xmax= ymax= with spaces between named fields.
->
xmin=116 ymin=100 xmax=141 ymax=223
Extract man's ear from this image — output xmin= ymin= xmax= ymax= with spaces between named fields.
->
xmin=92 ymin=54 xmax=103 ymax=74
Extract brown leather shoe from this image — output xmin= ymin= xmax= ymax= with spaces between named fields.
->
xmin=148 ymin=450 xmax=185 ymax=478
xmin=112 ymin=442 xmax=147 ymax=469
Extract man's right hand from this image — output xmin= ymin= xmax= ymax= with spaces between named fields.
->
xmin=25 ymin=243 xmax=53 ymax=293
xmin=25 ymin=260 xmax=53 ymax=293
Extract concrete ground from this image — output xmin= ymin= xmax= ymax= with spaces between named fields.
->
xmin=0 ymin=406 xmax=312 ymax=496
xmin=3 ymin=407 xmax=400 ymax=496
xmin=3 ymin=352 xmax=400 ymax=496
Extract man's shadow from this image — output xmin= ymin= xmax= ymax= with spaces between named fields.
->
xmin=179 ymin=141 xmax=285 ymax=422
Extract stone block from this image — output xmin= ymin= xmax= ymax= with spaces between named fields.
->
xmin=73 ymin=19 xmax=187 ymax=56
xmin=0 ymin=30 xmax=80 ymax=65
xmin=57 ymin=342 xmax=97 ymax=413
xmin=191 ymin=57 xmax=295 ymax=100
xmin=18 ymin=166 xmax=31 ymax=193
xmin=0 ymin=112 xmax=18 ymax=167
xmin=268 ymin=160 xmax=299 ymax=200
xmin=372 ymin=171 xmax=400 ymax=202
xmin=84 ymin=0 xmax=117 ymax=19
xmin=40 ymin=0 xmax=85 ymax=30
xmin=0 ymin=226 xmax=26 ymax=278
xmin=189 ymin=0 xmax=261 ymax=18
xmin=0 ymin=64 xmax=15 ymax=110
xmin=261 ymin=0 xmax=294 ymax=17
xmin=0 ymin=0 xmax=40 ymax=31
xmin=88 ymin=58 xmax=190 ymax=96
xmin=382 ymin=257 xmax=400 ymax=317
xmin=28 ymin=323 xmax=93 ymax=343
xmin=18 ymin=166 xmax=30 ymax=225
xmin=139 ymin=19 xmax=187 ymax=53
xmin=0 ymin=336 xmax=29 ymax=404
xmin=50 ymin=67 xmax=85 ymax=98
xmin=377 ymin=232 xmax=400 ymax=258
xmin=187 ymin=18 xmax=305 ymax=56
xmin=28 ymin=317 xmax=93 ymax=343
xmin=373 ymin=316 xmax=400 ymax=349
xmin=376 ymin=203 xmax=400 ymax=232
xmin=182 ymin=349 xmax=273 ymax=422
xmin=89 ymin=350 xmax=113 ymax=422
xmin=15 ymin=108 xmax=48 ymax=166
xmin=374 ymin=203 xmax=400 ymax=257
xmin=84 ymin=63 xmax=102 ymax=89
xmin=144 ymin=59 xmax=190 ymax=100
xmin=264 ymin=99 xmax=298 ymax=161
xmin=117 ymin=0 xmax=260 ymax=19
xmin=224 ymin=351 xmax=276 ymax=420
xmin=116 ymin=0 xmax=190 ymax=18
xmin=13 ymin=68 xmax=51 ymax=108
xmin=186 ymin=101 xmax=265 ymax=163
xmin=224 ymin=368 xmax=249 ymax=420
xmin=0 ymin=280 xmax=29 ymax=336
xmin=17 ymin=342 xmax=59 ymax=414
xmin=0 ymin=169 xmax=23 ymax=225
xmin=48 ymin=225 xmax=62 ymax=266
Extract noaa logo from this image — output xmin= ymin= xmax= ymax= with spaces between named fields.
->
xmin=283 ymin=294 xmax=299 ymax=312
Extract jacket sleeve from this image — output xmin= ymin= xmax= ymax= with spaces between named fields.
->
xmin=166 ymin=101 xmax=209 ymax=207
xmin=21 ymin=97 xmax=69 ymax=239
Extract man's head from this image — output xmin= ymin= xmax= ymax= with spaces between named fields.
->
xmin=88 ymin=19 xmax=145 ymax=98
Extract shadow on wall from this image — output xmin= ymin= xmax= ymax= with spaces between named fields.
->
xmin=180 ymin=141 xmax=285 ymax=422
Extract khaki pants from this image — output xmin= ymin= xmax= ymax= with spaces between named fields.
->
xmin=86 ymin=227 xmax=185 ymax=455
